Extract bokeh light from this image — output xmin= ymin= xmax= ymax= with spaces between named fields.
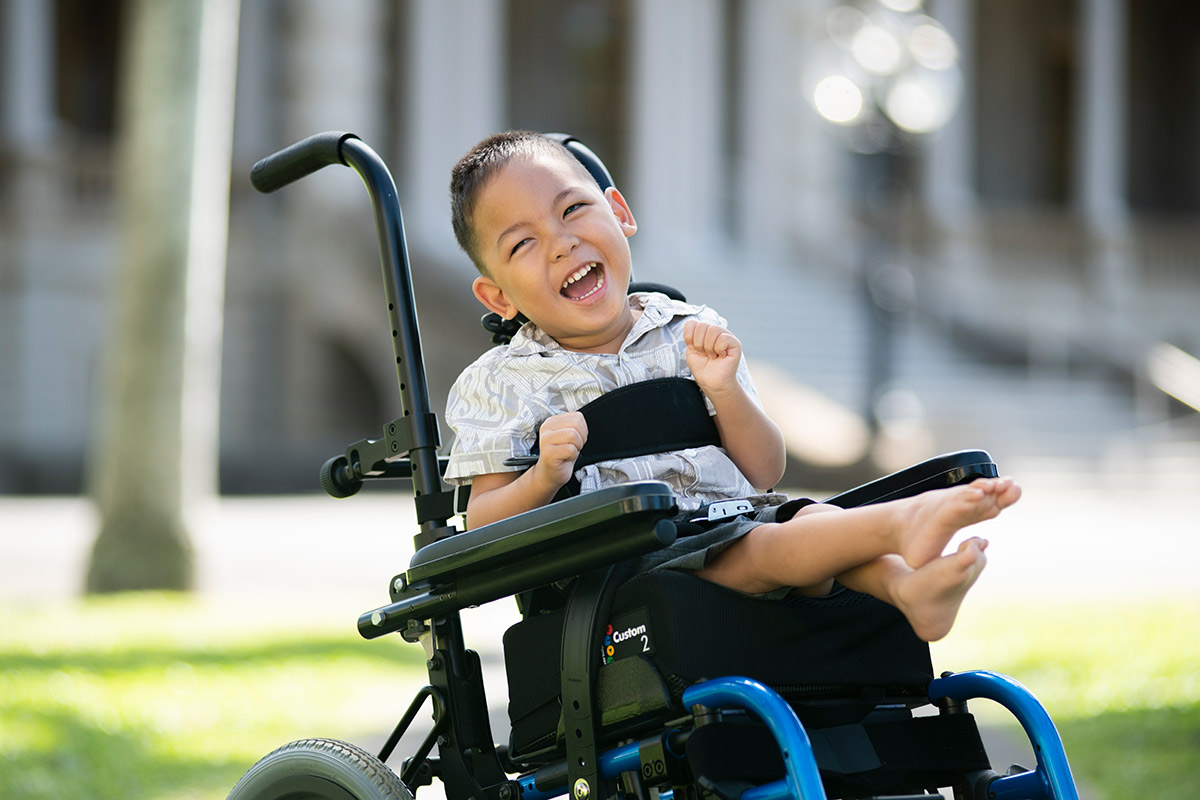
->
xmin=879 ymin=0 xmax=922 ymax=12
xmin=908 ymin=19 xmax=958 ymax=71
xmin=813 ymin=75 xmax=865 ymax=124
xmin=812 ymin=2 xmax=961 ymax=137
xmin=884 ymin=67 xmax=961 ymax=133
xmin=851 ymin=22 xmax=904 ymax=75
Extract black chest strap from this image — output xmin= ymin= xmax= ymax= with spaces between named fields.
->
xmin=526 ymin=377 xmax=722 ymax=471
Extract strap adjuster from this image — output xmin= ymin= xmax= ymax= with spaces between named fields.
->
xmin=691 ymin=499 xmax=755 ymax=523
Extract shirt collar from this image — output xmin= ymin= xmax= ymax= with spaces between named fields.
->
xmin=505 ymin=291 xmax=703 ymax=356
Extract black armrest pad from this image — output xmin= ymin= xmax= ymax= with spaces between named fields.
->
xmin=359 ymin=482 xmax=678 ymax=639
xmin=823 ymin=450 xmax=998 ymax=509
xmin=407 ymin=481 xmax=678 ymax=585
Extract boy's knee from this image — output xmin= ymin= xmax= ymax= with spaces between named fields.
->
xmin=793 ymin=502 xmax=842 ymax=519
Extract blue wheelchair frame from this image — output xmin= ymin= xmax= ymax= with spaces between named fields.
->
xmin=237 ymin=132 xmax=1082 ymax=800
xmin=516 ymin=671 xmax=1078 ymax=800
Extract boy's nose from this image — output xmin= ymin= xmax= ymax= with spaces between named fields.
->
xmin=551 ymin=232 xmax=579 ymax=261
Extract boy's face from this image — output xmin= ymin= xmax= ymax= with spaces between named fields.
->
xmin=470 ymin=151 xmax=638 ymax=353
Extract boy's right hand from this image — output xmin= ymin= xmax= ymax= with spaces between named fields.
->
xmin=534 ymin=412 xmax=588 ymax=490
xmin=464 ymin=411 xmax=588 ymax=530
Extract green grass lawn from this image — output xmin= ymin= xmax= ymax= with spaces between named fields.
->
xmin=0 ymin=594 xmax=425 ymax=799
xmin=2 ymin=594 xmax=1196 ymax=799
xmin=932 ymin=599 xmax=1200 ymax=800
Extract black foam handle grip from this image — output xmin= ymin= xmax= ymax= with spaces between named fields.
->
xmin=250 ymin=131 xmax=359 ymax=193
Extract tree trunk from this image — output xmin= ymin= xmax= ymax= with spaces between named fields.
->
xmin=86 ymin=0 xmax=240 ymax=593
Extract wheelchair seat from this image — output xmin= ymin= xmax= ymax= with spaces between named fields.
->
xmin=498 ymin=452 xmax=1000 ymax=798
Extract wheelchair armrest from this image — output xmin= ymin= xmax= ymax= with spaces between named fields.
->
xmin=823 ymin=449 xmax=998 ymax=509
xmin=358 ymin=481 xmax=678 ymax=639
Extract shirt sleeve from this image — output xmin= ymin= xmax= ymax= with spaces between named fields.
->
xmin=442 ymin=352 xmax=540 ymax=486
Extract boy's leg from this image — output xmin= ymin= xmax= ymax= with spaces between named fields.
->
xmin=695 ymin=477 xmax=1018 ymax=596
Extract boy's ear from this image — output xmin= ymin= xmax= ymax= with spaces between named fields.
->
xmin=472 ymin=275 xmax=520 ymax=320
xmin=605 ymin=187 xmax=637 ymax=238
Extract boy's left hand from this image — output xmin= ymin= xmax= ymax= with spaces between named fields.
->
xmin=683 ymin=320 xmax=742 ymax=396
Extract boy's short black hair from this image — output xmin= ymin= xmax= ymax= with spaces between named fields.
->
xmin=450 ymin=131 xmax=595 ymax=275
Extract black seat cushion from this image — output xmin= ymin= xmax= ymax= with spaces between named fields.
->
xmin=504 ymin=569 xmax=934 ymax=760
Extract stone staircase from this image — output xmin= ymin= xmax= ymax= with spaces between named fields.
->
xmin=646 ymin=249 xmax=1192 ymax=480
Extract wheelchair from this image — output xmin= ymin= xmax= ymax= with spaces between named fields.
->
xmin=228 ymin=132 xmax=1081 ymax=800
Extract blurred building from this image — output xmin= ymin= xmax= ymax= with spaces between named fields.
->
xmin=2 ymin=0 xmax=1198 ymax=493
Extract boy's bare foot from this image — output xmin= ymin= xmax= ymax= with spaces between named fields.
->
xmin=896 ymin=477 xmax=1020 ymax=569
xmin=894 ymin=537 xmax=988 ymax=642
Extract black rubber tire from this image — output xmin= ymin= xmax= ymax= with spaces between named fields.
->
xmin=228 ymin=738 xmax=412 ymax=800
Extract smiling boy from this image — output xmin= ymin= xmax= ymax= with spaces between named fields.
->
xmin=443 ymin=131 xmax=1019 ymax=641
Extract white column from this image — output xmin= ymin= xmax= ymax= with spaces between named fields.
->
xmin=284 ymin=0 xmax=386 ymax=210
xmin=1 ymin=0 xmax=56 ymax=460
xmin=1 ymin=0 xmax=56 ymax=147
xmin=919 ymin=0 xmax=988 ymax=320
xmin=1075 ymin=0 xmax=1132 ymax=332
xmin=739 ymin=0 xmax=846 ymax=261
xmin=628 ymin=0 xmax=725 ymax=273
xmin=735 ymin=0 xmax=786 ymax=255
xmin=230 ymin=1 xmax=274 ymax=165
xmin=921 ymin=0 xmax=977 ymax=227
xmin=793 ymin=0 xmax=856 ymax=266
xmin=1076 ymin=0 xmax=1128 ymax=231
xmin=403 ymin=0 xmax=505 ymax=265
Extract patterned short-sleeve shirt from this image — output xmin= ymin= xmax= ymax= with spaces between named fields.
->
xmin=443 ymin=292 xmax=762 ymax=511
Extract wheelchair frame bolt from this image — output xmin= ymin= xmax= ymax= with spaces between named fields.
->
xmin=498 ymin=784 xmax=512 ymax=800
xmin=572 ymin=778 xmax=590 ymax=800
xmin=393 ymin=576 xmax=406 ymax=593
xmin=427 ymin=654 xmax=443 ymax=671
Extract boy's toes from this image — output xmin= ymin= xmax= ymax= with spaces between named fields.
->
xmin=956 ymin=536 xmax=988 ymax=563
xmin=1000 ymin=479 xmax=1022 ymax=508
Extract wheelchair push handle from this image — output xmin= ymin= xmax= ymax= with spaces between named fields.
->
xmin=250 ymin=132 xmax=447 ymax=541
xmin=250 ymin=131 xmax=359 ymax=193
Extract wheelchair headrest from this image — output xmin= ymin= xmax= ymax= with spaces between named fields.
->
xmin=544 ymin=133 xmax=615 ymax=193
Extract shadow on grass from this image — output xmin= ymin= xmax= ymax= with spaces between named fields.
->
xmin=0 ymin=634 xmax=421 ymax=674
xmin=4 ymin=706 xmax=247 ymax=800
xmin=1 ymin=633 xmax=426 ymax=799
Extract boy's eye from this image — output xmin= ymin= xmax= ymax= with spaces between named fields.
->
xmin=510 ymin=238 xmax=531 ymax=257
xmin=564 ymin=202 xmax=586 ymax=217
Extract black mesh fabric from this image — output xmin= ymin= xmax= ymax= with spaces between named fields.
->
xmin=503 ymin=569 xmax=935 ymax=759
xmin=685 ymin=712 xmax=991 ymax=798
xmin=610 ymin=570 xmax=934 ymax=701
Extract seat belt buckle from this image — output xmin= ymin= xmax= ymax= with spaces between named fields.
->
xmin=692 ymin=499 xmax=755 ymax=523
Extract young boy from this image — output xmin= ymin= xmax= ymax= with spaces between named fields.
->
xmin=443 ymin=131 xmax=1020 ymax=642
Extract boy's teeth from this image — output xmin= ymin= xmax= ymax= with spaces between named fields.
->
xmin=562 ymin=262 xmax=598 ymax=288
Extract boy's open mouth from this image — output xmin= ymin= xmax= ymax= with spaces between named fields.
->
xmin=560 ymin=262 xmax=605 ymax=300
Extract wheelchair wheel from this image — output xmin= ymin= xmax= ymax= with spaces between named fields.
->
xmin=228 ymin=738 xmax=412 ymax=800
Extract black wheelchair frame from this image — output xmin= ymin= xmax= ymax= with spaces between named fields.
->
xmin=229 ymin=132 xmax=1081 ymax=800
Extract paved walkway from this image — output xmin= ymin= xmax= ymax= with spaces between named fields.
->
xmin=7 ymin=465 xmax=1196 ymax=607
xmin=5 ymin=468 xmax=1197 ymax=799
